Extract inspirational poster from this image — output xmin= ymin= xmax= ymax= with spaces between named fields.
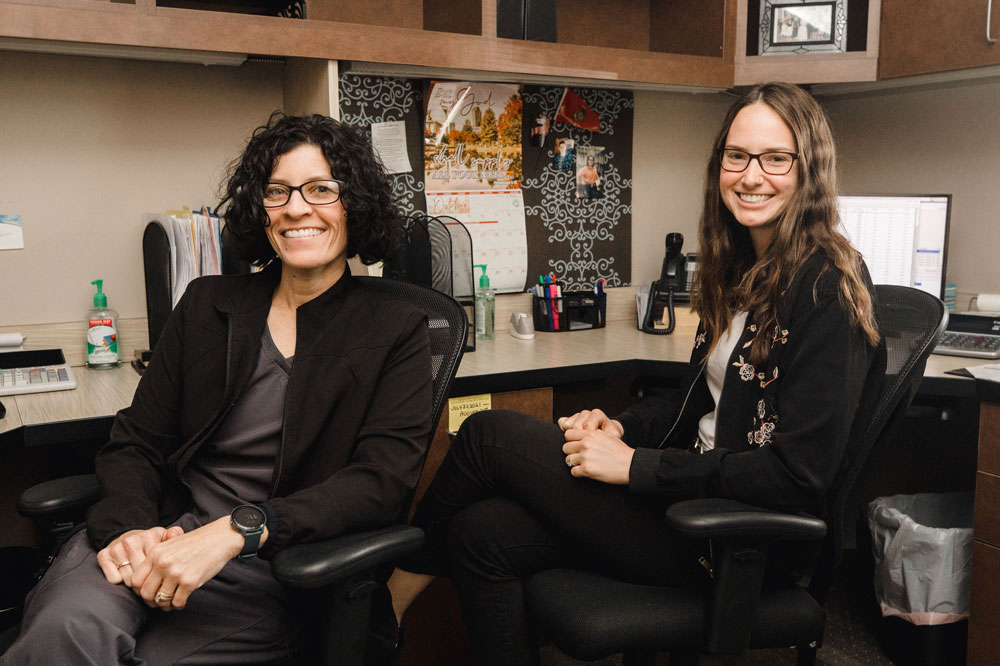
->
xmin=424 ymin=81 xmax=527 ymax=292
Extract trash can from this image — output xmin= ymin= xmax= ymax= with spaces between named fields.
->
xmin=867 ymin=492 xmax=973 ymax=666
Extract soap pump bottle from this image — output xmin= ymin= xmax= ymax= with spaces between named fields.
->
xmin=86 ymin=279 xmax=120 ymax=369
xmin=474 ymin=264 xmax=495 ymax=341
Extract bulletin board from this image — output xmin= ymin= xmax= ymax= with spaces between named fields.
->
xmin=338 ymin=73 xmax=634 ymax=291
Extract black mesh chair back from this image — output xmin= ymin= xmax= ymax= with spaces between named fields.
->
xmin=525 ymin=285 xmax=947 ymax=666
xmin=819 ymin=285 xmax=948 ymax=588
xmin=354 ymin=276 xmax=466 ymax=437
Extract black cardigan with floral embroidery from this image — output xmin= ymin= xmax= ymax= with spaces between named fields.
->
xmin=617 ymin=253 xmax=886 ymax=515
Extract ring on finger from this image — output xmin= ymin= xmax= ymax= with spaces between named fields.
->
xmin=154 ymin=591 xmax=175 ymax=604
xmin=117 ymin=560 xmax=131 ymax=568
xmin=566 ymin=456 xmax=575 ymax=467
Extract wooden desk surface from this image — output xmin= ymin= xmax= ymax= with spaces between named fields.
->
xmin=0 ymin=312 xmax=977 ymax=441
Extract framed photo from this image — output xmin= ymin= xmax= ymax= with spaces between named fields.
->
xmin=759 ymin=0 xmax=847 ymax=55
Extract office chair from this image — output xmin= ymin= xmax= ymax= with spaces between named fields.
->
xmin=10 ymin=276 xmax=467 ymax=666
xmin=525 ymin=285 xmax=947 ymax=666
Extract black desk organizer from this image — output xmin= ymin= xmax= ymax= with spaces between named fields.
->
xmin=531 ymin=286 xmax=606 ymax=332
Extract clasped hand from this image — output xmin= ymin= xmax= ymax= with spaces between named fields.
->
xmin=557 ymin=408 xmax=633 ymax=485
xmin=96 ymin=516 xmax=244 ymax=611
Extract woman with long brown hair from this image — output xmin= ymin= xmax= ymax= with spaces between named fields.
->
xmin=384 ymin=82 xmax=886 ymax=666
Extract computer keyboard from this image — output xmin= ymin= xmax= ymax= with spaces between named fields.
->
xmin=0 ymin=349 xmax=77 ymax=397
xmin=934 ymin=331 xmax=1000 ymax=360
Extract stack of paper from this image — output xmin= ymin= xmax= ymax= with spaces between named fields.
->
xmin=148 ymin=208 xmax=223 ymax=307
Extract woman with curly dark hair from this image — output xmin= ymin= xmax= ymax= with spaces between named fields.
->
xmin=3 ymin=114 xmax=432 ymax=665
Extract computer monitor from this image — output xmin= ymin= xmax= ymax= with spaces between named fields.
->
xmin=836 ymin=194 xmax=951 ymax=299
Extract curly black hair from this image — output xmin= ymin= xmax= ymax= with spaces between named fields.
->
xmin=218 ymin=112 xmax=399 ymax=266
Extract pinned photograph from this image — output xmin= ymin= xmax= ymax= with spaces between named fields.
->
xmin=575 ymin=146 xmax=605 ymax=200
xmin=553 ymin=138 xmax=575 ymax=171
xmin=531 ymin=114 xmax=550 ymax=148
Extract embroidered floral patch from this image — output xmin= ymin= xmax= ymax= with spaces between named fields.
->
xmin=694 ymin=331 xmax=707 ymax=349
xmin=771 ymin=324 xmax=789 ymax=345
xmin=759 ymin=367 xmax=779 ymax=388
xmin=748 ymin=400 xmax=779 ymax=447
xmin=732 ymin=355 xmax=755 ymax=381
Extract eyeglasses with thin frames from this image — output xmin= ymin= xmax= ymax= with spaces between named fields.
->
xmin=718 ymin=149 xmax=798 ymax=176
xmin=263 ymin=180 xmax=345 ymax=208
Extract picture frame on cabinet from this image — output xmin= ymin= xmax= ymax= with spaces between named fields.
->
xmin=758 ymin=0 xmax=847 ymax=55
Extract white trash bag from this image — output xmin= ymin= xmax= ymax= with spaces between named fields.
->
xmin=867 ymin=492 xmax=973 ymax=626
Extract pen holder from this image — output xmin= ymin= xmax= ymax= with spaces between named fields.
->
xmin=532 ymin=285 xmax=606 ymax=332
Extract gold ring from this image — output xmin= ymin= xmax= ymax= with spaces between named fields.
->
xmin=117 ymin=560 xmax=131 ymax=568
xmin=566 ymin=458 xmax=574 ymax=468
xmin=154 ymin=592 xmax=174 ymax=603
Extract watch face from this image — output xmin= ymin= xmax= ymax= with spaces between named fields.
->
xmin=232 ymin=505 xmax=266 ymax=530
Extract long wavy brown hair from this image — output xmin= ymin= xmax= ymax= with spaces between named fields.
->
xmin=693 ymin=82 xmax=879 ymax=364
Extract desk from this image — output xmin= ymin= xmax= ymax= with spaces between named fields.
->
xmin=968 ymin=379 xmax=1000 ymax=666
xmin=0 ymin=314 xmax=975 ymax=448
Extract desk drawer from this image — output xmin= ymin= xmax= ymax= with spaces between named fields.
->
xmin=975 ymin=471 xmax=1000 ymax=546
xmin=979 ymin=402 xmax=1000 ymax=476
xmin=969 ymin=540 xmax=1000 ymax=666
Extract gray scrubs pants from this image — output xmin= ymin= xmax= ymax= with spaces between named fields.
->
xmin=2 ymin=521 xmax=297 ymax=665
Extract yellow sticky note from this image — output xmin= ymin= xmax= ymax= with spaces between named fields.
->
xmin=448 ymin=394 xmax=492 ymax=433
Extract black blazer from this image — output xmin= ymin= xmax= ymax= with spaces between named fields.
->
xmin=86 ymin=263 xmax=433 ymax=559
xmin=618 ymin=253 xmax=886 ymax=515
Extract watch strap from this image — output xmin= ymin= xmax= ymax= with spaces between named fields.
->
xmin=237 ymin=527 xmax=263 ymax=559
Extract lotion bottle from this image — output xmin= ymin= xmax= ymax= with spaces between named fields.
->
xmin=474 ymin=264 xmax=495 ymax=341
xmin=87 ymin=279 xmax=120 ymax=369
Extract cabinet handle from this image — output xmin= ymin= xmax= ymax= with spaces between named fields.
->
xmin=990 ymin=0 xmax=998 ymax=43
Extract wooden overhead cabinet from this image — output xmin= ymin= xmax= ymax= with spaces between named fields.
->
xmin=879 ymin=0 xmax=1000 ymax=78
xmin=0 ymin=0 xmax=734 ymax=89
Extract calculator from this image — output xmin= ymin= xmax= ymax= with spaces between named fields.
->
xmin=0 ymin=348 xmax=77 ymax=396
xmin=934 ymin=313 xmax=1000 ymax=360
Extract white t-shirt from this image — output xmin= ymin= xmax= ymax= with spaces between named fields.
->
xmin=696 ymin=311 xmax=748 ymax=451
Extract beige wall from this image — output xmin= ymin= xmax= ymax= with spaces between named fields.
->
xmin=0 ymin=51 xmax=283 ymax=326
xmin=630 ymin=89 xmax=731 ymax=283
xmin=4 ymin=53 xmax=998 ymax=330
xmin=820 ymin=78 xmax=1000 ymax=298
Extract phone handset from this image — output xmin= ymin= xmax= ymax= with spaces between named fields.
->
xmin=641 ymin=232 xmax=686 ymax=335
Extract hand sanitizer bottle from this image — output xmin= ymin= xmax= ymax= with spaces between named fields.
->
xmin=87 ymin=279 xmax=120 ymax=369
xmin=474 ymin=264 xmax=495 ymax=341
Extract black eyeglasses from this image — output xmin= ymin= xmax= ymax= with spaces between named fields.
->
xmin=263 ymin=180 xmax=344 ymax=208
xmin=719 ymin=149 xmax=798 ymax=175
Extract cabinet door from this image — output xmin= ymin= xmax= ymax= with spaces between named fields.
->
xmin=880 ymin=0 xmax=1000 ymax=78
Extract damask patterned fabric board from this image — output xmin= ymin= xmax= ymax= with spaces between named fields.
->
xmin=338 ymin=74 xmax=427 ymax=218
xmin=338 ymin=74 xmax=634 ymax=291
xmin=522 ymin=85 xmax=633 ymax=290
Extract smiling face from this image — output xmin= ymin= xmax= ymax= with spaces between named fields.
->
xmin=719 ymin=103 xmax=799 ymax=252
xmin=264 ymin=143 xmax=349 ymax=285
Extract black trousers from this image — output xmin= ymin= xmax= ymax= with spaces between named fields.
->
xmin=406 ymin=410 xmax=699 ymax=666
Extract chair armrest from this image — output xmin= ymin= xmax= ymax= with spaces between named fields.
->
xmin=666 ymin=498 xmax=826 ymax=654
xmin=271 ymin=524 xmax=424 ymax=590
xmin=16 ymin=474 xmax=100 ymax=518
xmin=665 ymin=498 xmax=827 ymax=542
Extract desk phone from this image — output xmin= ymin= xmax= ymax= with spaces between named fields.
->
xmin=0 ymin=348 xmax=77 ymax=396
